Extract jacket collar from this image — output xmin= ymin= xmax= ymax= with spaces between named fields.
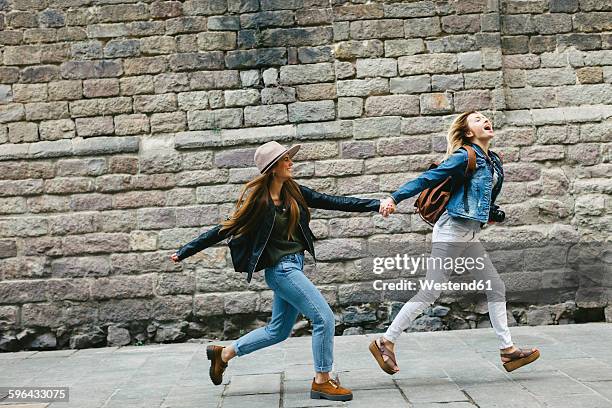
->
xmin=467 ymin=142 xmax=487 ymax=158
xmin=467 ymin=143 xmax=500 ymax=163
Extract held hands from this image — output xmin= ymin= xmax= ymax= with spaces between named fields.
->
xmin=170 ymin=253 xmax=180 ymax=263
xmin=379 ymin=197 xmax=396 ymax=218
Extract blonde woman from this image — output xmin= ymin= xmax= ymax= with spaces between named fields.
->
xmin=371 ymin=111 xmax=540 ymax=375
xmin=171 ymin=141 xmax=380 ymax=402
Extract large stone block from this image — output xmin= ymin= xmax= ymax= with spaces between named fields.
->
xmin=390 ymin=75 xmax=431 ymax=94
xmin=350 ymin=19 xmax=403 ymax=39
xmin=420 ymin=92 xmax=453 ymax=114
xmin=166 ymin=16 xmax=208 ymax=35
xmin=334 ymin=40 xmax=384 ymax=59
xmin=353 ymin=116 xmax=401 ymax=139
xmin=260 ymin=27 xmax=333 ymax=47
xmin=3 ymin=46 xmax=41 ymax=65
xmin=10 ymin=85 xmax=43 ymax=104
xmin=334 ymin=3 xmax=383 ymax=20
xmin=24 ymin=102 xmax=69 ymax=121
xmin=73 ymin=136 xmax=139 ymax=156
xmin=48 ymin=80 xmax=82 ymax=100
xmin=29 ymin=139 xmax=72 ymax=159
xmin=442 ymin=14 xmax=481 ymax=34
xmin=0 ymin=104 xmax=25 ymax=124
xmin=337 ymin=78 xmax=389 ymax=97
xmin=60 ymin=60 xmax=122 ymax=79
xmin=133 ymin=94 xmax=177 ymax=113
xmin=261 ymin=87 xmax=296 ymax=104
xmin=337 ymin=97 xmax=363 ymax=118
xmin=104 ymin=39 xmax=140 ymax=58
xmin=114 ymin=114 xmax=150 ymax=135
xmin=398 ymin=54 xmax=457 ymax=75
xmin=453 ymin=90 xmax=492 ymax=111
xmin=383 ymin=1 xmax=436 ymax=17
xmin=0 ymin=238 xmax=17 ymax=258
xmin=39 ymin=119 xmax=75 ymax=140
xmin=224 ymin=89 xmax=260 ymax=106
xmin=140 ymin=36 xmax=177 ymax=55
xmin=279 ymin=63 xmax=334 ymax=85
xmin=7 ymin=122 xmax=38 ymax=143
xmin=225 ymin=48 xmax=287 ymax=69
xmin=295 ymin=83 xmax=336 ymax=101
xmin=208 ymin=15 xmax=240 ymax=31
xmin=151 ymin=112 xmax=186 ymax=133
xmin=243 ymin=104 xmax=287 ymax=126
xmin=403 ymin=17 xmax=441 ymax=37
xmin=572 ymin=12 xmax=612 ymax=33
xmin=197 ymin=32 xmax=236 ymax=51
xmin=355 ymin=58 xmax=397 ymax=78
xmin=298 ymin=46 xmax=334 ymax=64
xmin=92 ymin=275 xmax=154 ymax=300
xmin=188 ymin=108 xmax=243 ymax=129
xmin=75 ymin=116 xmax=114 ymax=137
xmin=168 ymin=52 xmax=225 ymax=71
xmin=288 ymin=100 xmax=335 ymax=123
xmin=365 ymin=95 xmax=419 ymax=117
xmin=70 ymin=97 xmax=132 ymax=117
xmin=384 ymin=39 xmax=425 ymax=57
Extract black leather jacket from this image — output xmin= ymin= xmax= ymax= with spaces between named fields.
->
xmin=175 ymin=184 xmax=380 ymax=282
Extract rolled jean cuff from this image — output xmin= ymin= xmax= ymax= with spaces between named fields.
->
xmin=315 ymin=365 xmax=333 ymax=373
xmin=232 ymin=341 xmax=244 ymax=356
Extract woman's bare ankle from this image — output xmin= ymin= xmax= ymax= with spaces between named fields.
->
xmin=314 ymin=372 xmax=330 ymax=384
xmin=500 ymin=345 xmax=516 ymax=354
xmin=381 ymin=337 xmax=395 ymax=350
xmin=221 ymin=346 xmax=236 ymax=363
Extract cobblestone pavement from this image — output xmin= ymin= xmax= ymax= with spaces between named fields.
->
xmin=1 ymin=323 xmax=611 ymax=408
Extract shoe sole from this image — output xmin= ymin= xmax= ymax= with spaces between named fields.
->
xmin=369 ymin=340 xmax=398 ymax=375
xmin=503 ymin=349 xmax=540 ymax=372
xmin=310 ymin=390 xmax=353 ymax=401
xmin=206 ymin=346 xmax=223 ymax=386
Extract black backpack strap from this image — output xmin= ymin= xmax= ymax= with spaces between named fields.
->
xmin=462 ymin=146 xmax=477 ymax=213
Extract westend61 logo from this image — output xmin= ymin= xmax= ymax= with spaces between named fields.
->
xmin=371 ymin=254 xmax=493 ymax=292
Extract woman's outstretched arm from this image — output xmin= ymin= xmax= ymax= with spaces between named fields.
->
xmin=390 ymin=148 xmax=469 ymax=205
xmin=298 ymin=185 xmax=380 ymax=213
xmin=171 ymin=225 xmax=228 ymax=262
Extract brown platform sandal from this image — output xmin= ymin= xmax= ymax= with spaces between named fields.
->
xmin=369 ymin=337 xmax=400 ymax=375
xmin=501 ymin=347 xmax=540 ymax=372
xmin=206 ymin=345 xmax=228 ymax=385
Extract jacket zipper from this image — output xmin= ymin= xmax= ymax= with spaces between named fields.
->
xmin=251 ymin=211 xmax=276 ymax=274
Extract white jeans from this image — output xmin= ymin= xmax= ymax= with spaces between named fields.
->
xmin=383 ymin=211 xmax=513 ymax=349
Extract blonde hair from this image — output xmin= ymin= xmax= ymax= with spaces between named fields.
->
xmin=441 ymin=110 xmax=476 ymax=161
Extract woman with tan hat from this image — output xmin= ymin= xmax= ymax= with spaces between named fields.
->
xmin=170 ymin=140 xmax=380 ymax=402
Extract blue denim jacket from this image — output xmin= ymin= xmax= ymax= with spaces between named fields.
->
xmin=390 ymin=143 xmax=504 ymax=224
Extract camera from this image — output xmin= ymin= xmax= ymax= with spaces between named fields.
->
xmin=489 ymin=208 xmax=505 ymax=223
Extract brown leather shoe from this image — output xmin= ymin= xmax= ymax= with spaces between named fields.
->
xmin=310 ymin=378 xmax=353 ymax=401
xmin=206 ymin=345 xmax=227 ymax=385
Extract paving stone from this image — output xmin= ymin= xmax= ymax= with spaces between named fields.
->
xmin=225 ymin=373 xmax=281 ymax=396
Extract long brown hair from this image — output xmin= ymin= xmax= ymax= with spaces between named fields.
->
xmin=220 ymin=170 xmax=310 ymax=239
xmin=442 ymin=110 xmax=476 ymax=161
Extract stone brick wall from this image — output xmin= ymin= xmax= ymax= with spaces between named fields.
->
xmin=0 ymin=0 xmax=610 ymax=350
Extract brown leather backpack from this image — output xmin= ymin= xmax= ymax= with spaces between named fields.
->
xmin=414 ymin=145 xmax=477 ymax=226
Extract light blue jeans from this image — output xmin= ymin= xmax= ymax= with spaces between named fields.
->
xmin=232 ymin=252 xmax=335 ymax=372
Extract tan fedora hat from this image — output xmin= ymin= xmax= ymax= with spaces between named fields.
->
xmin=254 ymin=141 xmax=301 ymax=174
